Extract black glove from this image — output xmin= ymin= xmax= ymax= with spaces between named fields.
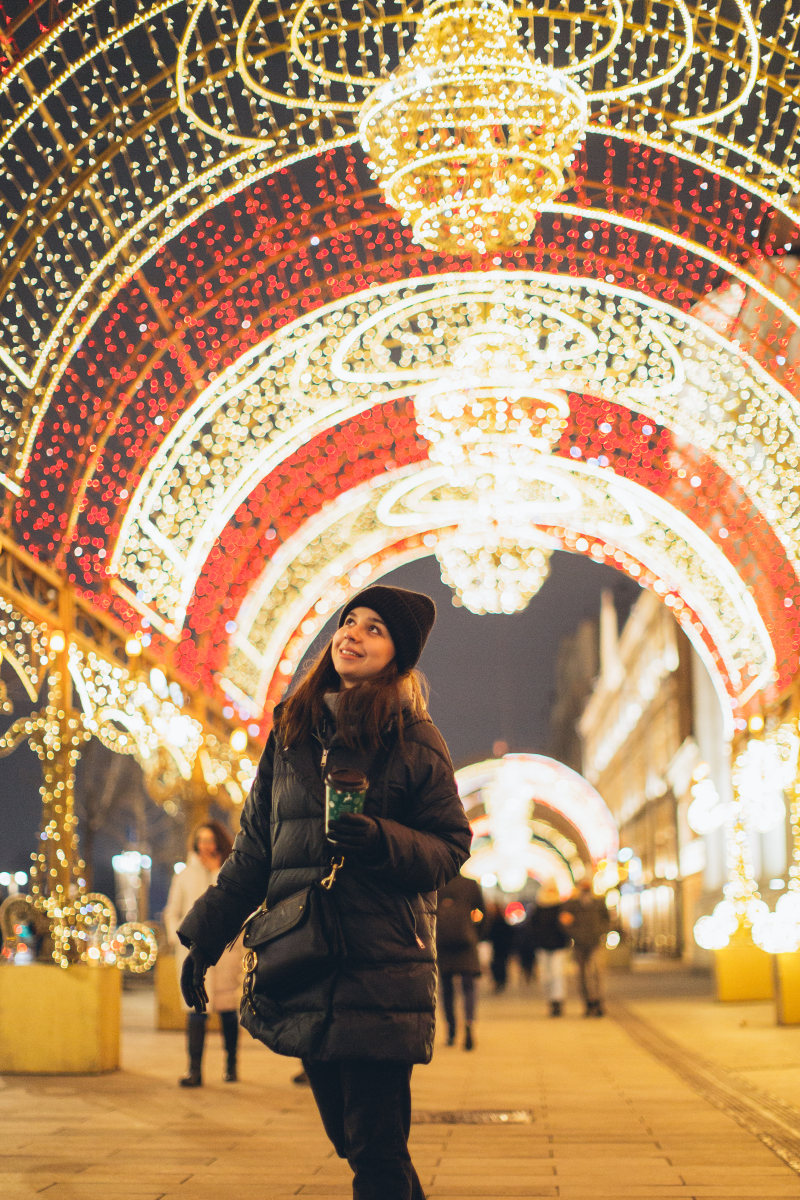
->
xmin=327 ymin=812 xmax=381 ymax=856
xmin=180 ymin=944 xmax=209 ymax=1012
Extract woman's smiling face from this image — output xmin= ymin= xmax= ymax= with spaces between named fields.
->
xmin=331 ymin=607 xmax=396 ymax=688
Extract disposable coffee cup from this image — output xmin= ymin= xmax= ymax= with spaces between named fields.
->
xmin=325 ymin=767 xmax=368 ymax=835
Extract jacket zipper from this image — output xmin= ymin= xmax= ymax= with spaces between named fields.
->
xmin=403 ymin=896 xmax=425 ymax=949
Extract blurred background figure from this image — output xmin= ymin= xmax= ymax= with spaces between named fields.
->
xmin=436 ymin=872 xmax=485 ymax=1050
xmin=164 ymin=820 xmax=243 ymax=1086
xmin=560 ymin=875 xmax=611 ymax=1016
xmin=525 ymin=879 xmax=571 ymax=1017
xmin=484 ymin=900 xmax=514 ymax=993
xmin=513 ymin=902 xmax=538 ymax=985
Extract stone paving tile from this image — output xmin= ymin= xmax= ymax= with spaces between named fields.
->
xmin=552 ymin=1165 xmax=684 ymax=1182
xmin=426 ymin=1187 xmax=559 ymax=1198
xmin=35 ymin=1186 xmax=173 ymax=1199
xmin=682 ymin=1190 xmax=800 ymax=1198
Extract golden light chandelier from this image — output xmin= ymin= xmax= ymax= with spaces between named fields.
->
xmin=413 ymin=332 xmax=570 ymax=483
xmin=358 ymin=0 xmax=587 ymax=254
xmin=436 ymin=523 xmax=555 ymax=615
xmin=413 ymin=329 xmax=570 ymax=613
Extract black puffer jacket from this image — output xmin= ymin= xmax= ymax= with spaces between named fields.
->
xmin=178 ymin=705 xmax=472 ymax=1063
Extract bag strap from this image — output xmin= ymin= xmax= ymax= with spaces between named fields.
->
xmin=320 ymin=855 xmax=344 ymax=890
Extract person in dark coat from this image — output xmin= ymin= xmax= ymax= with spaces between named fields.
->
xmin=560 ymin=875 xmax=611 ymax=1016
xmin=177 ymin=584 xmax=472 ymax=1200
xmin=435 ymin=872 xmax=484 ymax=1050
xmin=484 ymin=900 xmax=513 ymax=991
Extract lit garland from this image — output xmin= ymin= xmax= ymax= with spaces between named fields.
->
xmin=15 ymin=150 xmax=798 ymax=618
xmin=0 ymin=577 xmax=254 ymax=966
xmin=0 ymin=594 xmax=51 ymax=712
xmin=105 ymin=272 xmax=800 ymax=638
xmin=214 ymin=451 xmax=776 ymax=726
xmin=694 ymin=723 xmax=800 ymax=954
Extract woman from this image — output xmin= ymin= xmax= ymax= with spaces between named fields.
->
xmin=525 ymin=878 xmax=571 ymax=1017
xmin=163 ymin=820 xmax=243 ymax=1086
xmin=178 ymin=585 xmax=472 ymax=1200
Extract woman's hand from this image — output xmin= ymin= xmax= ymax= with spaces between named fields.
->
xmin=327 ymin=812 xmax=380 ymax=856
xmin=180 ymin=944 xmax=210 ymax=1012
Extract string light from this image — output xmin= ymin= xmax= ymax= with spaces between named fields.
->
xmin=98 ymin=270 xmax=800 ymax=662
xmin=694 ymin=723 xmax=800 ymax=954
xmin=0 ymin=579 xmax=255 ymax=966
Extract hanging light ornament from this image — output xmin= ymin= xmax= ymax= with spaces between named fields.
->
xmin=414 ymin=330 xmax=569 ymax=613
xmin=358 ymin=0 xmax=587 ymax=254
xmin=414 ymin=332 xmax=570 ymax=486
xmin=437 ymin=522 xmax=554 ymax=615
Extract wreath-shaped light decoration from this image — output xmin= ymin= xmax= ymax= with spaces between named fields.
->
xmin=59 ymin=892 xmax=158 ymax=973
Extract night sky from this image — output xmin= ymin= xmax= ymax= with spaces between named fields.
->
xmin=0 ymin=550 xmax=640 ymax=876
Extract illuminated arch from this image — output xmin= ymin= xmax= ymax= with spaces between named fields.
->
xmin=211 ymin=457 xmax=777 ymax=736
xmin=109 ymin=272 xmax=800 ymax=632
xmin=454 ymin=753 xmax=619 ymax=895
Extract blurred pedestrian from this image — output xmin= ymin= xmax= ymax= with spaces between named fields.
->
xmin=514 ymin=903 xmax=537 ymax=984
xmin=485 ymin=900 xmax=513 ymax=992
xmin=525 ymin=880 xmax=570 ymax=1016
xmin=163 ymin=820 xmax=243 ymax=1086
xmin=560 ymin=874 xmax=611 ymax=1016
xmin=436 ymin=872 xmax=484 ymax=1050
xmin=175 ymin=585 xmax=472 ymax=1200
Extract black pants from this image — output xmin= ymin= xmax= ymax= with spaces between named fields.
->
xmin=440 ymin=972 xmax=476 ymax=1029
xmin=303 ymin=1060 xmax=426 ymax=1200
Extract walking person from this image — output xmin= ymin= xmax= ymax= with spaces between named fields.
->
xmin=436 ymin=872 xmax=484 ymax=1050
xmin=525 ymin=879 xmax=570 ymax=1016
xmin=560 ymin=874 xmax=611 ymax=1016
xmin=485 ymin=900 xmax=513 ymax=992
xmin=163 ymin=820 xmax=243 ymax=1086
xmin=514 ymin=901 xmax=538 ymax=984
xmin=177 ymin=585 xmax=472 ymax=1200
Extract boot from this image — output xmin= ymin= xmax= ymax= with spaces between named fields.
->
xmin=220 ymin=1010 xmax=239 ymax=1082
xmin=550 ymin=1000 xmax=563 ymax=1018
xmin=463 ymin=1025 xmax=474 ymax=1051
xmin=446 ymin=1021 xmax=456 ymax=1047
xmin=180 ymin=1011 xmax=206 ymax=1087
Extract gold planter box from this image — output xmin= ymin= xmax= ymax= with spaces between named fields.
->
xmin=0 ymin=962 xmax=120 ymax=1074
xmin=775 ymin=951 xmax=800 ymax=1025
xmin=713 ymin=941 xmax=774 ymax=1002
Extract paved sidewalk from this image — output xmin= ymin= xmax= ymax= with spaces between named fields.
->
xmin=3 ymin=963 xmax=800 ymax=1199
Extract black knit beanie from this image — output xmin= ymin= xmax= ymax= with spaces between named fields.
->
xmin=338 ymin=585 xmax=436 ymax=673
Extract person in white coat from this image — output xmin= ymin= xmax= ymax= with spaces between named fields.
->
xmin=164 ymin=821 xmax=243 ymax=1086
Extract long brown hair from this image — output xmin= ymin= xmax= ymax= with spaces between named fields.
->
xmin=278 ymin=641 xmax=429 ymax=751
xmin=190 ymin=820 xmax=234 ymax=861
